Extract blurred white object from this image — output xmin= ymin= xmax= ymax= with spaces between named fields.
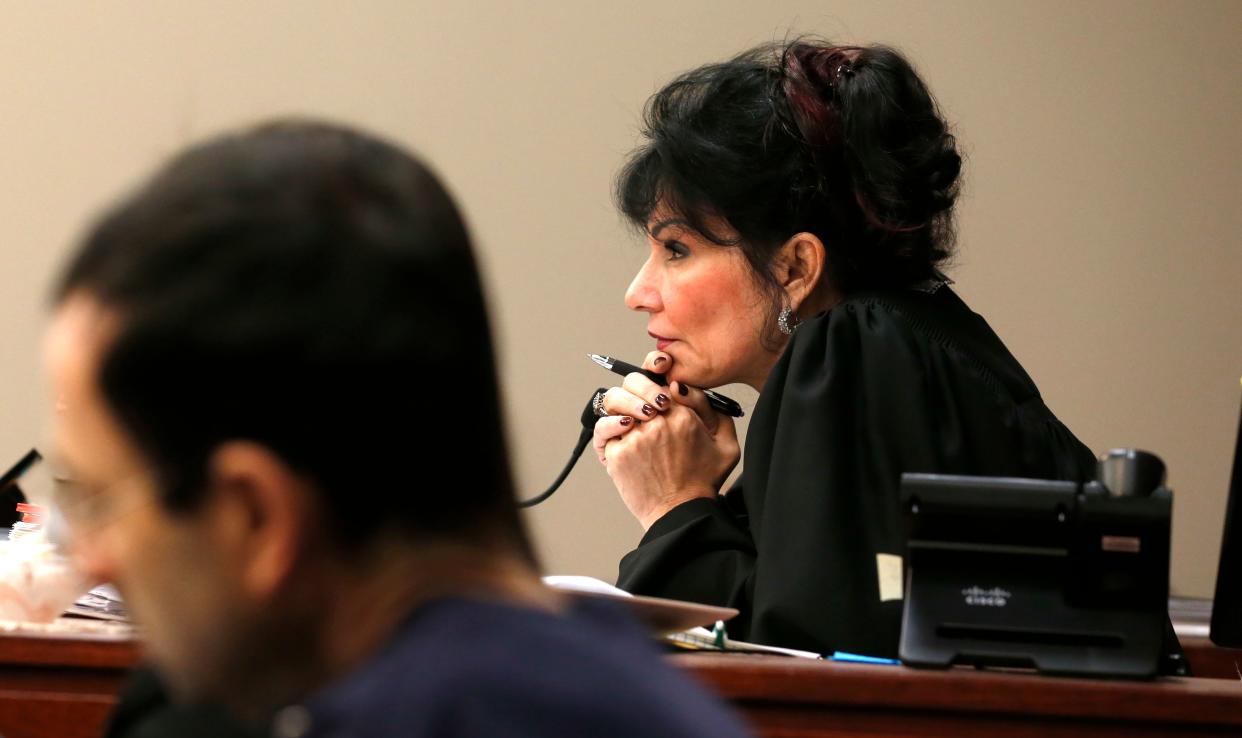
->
xmin=8 ymin=519 xmax=42 ymax=541
xmin=0 ymin=535 xmax=90 ymax=622
xmin=67 ymin=583 xmax=128 ymax=621
xmin=543 ymin=575 xmax=633 ymax=597
xmin=0 ymin=616 xmax=134 ymax=639
xmin=543 ymin=575 xmax=738 ymax=634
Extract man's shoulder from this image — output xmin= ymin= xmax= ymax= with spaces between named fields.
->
xmin=304 ymin=598 xmax=752 ymax=738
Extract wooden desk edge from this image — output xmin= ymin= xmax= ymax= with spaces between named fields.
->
xmin=673 ymin=653 xmax=1242 ymax=728
xmin=0 ymin=634 xmax=140 ymax=669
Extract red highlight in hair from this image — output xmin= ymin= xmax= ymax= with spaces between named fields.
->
xmin=780 ymin=45 xmax=861 ymax=160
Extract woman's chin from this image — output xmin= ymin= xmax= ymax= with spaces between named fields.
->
xmin=671 ymin=368 xmax=726 ymax=390
xmin=666 ymin=369 xmax=697 ymax=388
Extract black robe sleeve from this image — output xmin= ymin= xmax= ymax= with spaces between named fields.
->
xmin=617 ymin=486 xmax=759 ymax=635
xmin=618 ymin=288 xmax=1097 ymax=657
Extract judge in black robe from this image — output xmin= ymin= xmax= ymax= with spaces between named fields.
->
xmin=617 ymin=285 xmax=1097 ymax=657
xmin=598 ymin=40 xmax=1102 ymax=659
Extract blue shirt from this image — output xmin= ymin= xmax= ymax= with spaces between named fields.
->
xmin=292 ymin=596 xmax=753 ymax=738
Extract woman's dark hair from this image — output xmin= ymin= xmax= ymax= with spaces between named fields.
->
xmin=618 ymin=40 xmax=961 ymax=307
xmin=57 ymin=120 xmax=531 ymax=557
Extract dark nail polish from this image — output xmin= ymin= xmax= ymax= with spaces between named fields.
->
xmin=619 ymin=416 xmax=633 ymax=426
xmin=654 ymin=394 xmax=669 ymax=408
xmin=642 ymin=404 xmax=656 ymax=417
xmin=678 ymin=383 xmax=689 ymax=396
xmin=653 ymin=356 xmax=667 ymax=367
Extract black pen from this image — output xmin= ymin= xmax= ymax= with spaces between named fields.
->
xmin=588 ymin=354 xmax=744 ymax=418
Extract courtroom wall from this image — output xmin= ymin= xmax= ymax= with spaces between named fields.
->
xmin=1 ymin=0 xmax=1238 ymax=596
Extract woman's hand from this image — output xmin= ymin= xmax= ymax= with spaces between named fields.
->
xmin=592 ymin=351 xmax=740 ymax=530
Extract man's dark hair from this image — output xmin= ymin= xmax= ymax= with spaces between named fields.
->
xmin=57 ymin=120 xmax=530 ymax=556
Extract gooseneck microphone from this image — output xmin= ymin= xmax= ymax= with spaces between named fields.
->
xmin=516 ymin=389 xmax=604 ymax=508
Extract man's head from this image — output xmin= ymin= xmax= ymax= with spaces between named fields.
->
xmin=44 ymin=120 xmax=529 ymax=701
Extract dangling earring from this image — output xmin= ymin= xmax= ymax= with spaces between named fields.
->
xmin=777 ymin=306 xmax=797 ymax=335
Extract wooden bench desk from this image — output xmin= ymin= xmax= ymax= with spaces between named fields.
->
xmin=0 ymin=626 xmax=1238 ymax=738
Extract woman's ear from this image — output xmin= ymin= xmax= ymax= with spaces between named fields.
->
xmin=773 ymin=232 xmax=826 ymax=311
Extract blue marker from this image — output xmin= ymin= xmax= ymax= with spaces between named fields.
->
xmin=830 ymin=651 xmax=900 ymax=665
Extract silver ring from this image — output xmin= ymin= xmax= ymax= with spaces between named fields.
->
xmin=592 ymin=391 xmax=609 ymax=417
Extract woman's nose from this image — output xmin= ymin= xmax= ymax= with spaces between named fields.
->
xmin=625 ymin=256 xmax=661 ymax=313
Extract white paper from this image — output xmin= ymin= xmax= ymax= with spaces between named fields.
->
xmin=876 ymin=553 xmax=904 ymax=602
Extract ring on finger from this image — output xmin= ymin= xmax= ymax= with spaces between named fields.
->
xmin=592 ymin=391 xmax=609 ymax=417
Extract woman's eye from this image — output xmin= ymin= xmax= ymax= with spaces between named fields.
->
xmin=663 ymin=241 xmax=690 ymax=260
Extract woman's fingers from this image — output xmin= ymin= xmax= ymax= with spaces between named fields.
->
xmin=617 ymin=373 xmax=670 ymax=417
xmin=599 ymin=385 xmax=664 ymax=420
xmin=594 ymin=351 xmax=677 ymax=420
xmin=592 ymin=415 xmax=636 ymax=464
xmin=643 ymin=350 xmax=672 ymax=376
xmin=670 ymin=381 xmax=720 ymax=435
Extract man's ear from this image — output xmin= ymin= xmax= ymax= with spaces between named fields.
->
xmin=771 ymin=232 xmax=826 ymax=311
xmin=204 ymin=442 xmax=317 ymax=601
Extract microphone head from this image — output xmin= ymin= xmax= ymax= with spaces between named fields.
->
xmin=581 ymin=388 xmax=607 ymax=429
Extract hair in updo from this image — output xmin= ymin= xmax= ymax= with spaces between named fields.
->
xmin=617 ymin=40 xmax=962 ymax=303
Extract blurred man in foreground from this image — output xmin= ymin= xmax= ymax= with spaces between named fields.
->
xmin=46 ymin=120 xmax=752 ymax=738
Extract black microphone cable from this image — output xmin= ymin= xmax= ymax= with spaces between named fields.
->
xmin=517 ymin=389 xmax=605 ymax=508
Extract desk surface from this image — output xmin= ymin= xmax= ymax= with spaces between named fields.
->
xmin=1 ymin=629 xmax=1240 ymax=738
xmin=677 ymin=652 xmax=1242 ymax=738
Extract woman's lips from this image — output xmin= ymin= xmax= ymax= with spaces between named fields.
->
xmin=649 ymin=332 xmax=676 ymax=351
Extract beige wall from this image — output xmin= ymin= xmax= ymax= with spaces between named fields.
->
xmin=1 ymin=1 xmax=1238 ymax=597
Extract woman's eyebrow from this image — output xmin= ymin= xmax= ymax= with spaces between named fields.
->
xmin=649 ymin=218 xmax=690 ymax=241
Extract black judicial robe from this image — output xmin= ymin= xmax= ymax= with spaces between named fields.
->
xmin=617 ymin=286 xmax=1097 ymax=658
